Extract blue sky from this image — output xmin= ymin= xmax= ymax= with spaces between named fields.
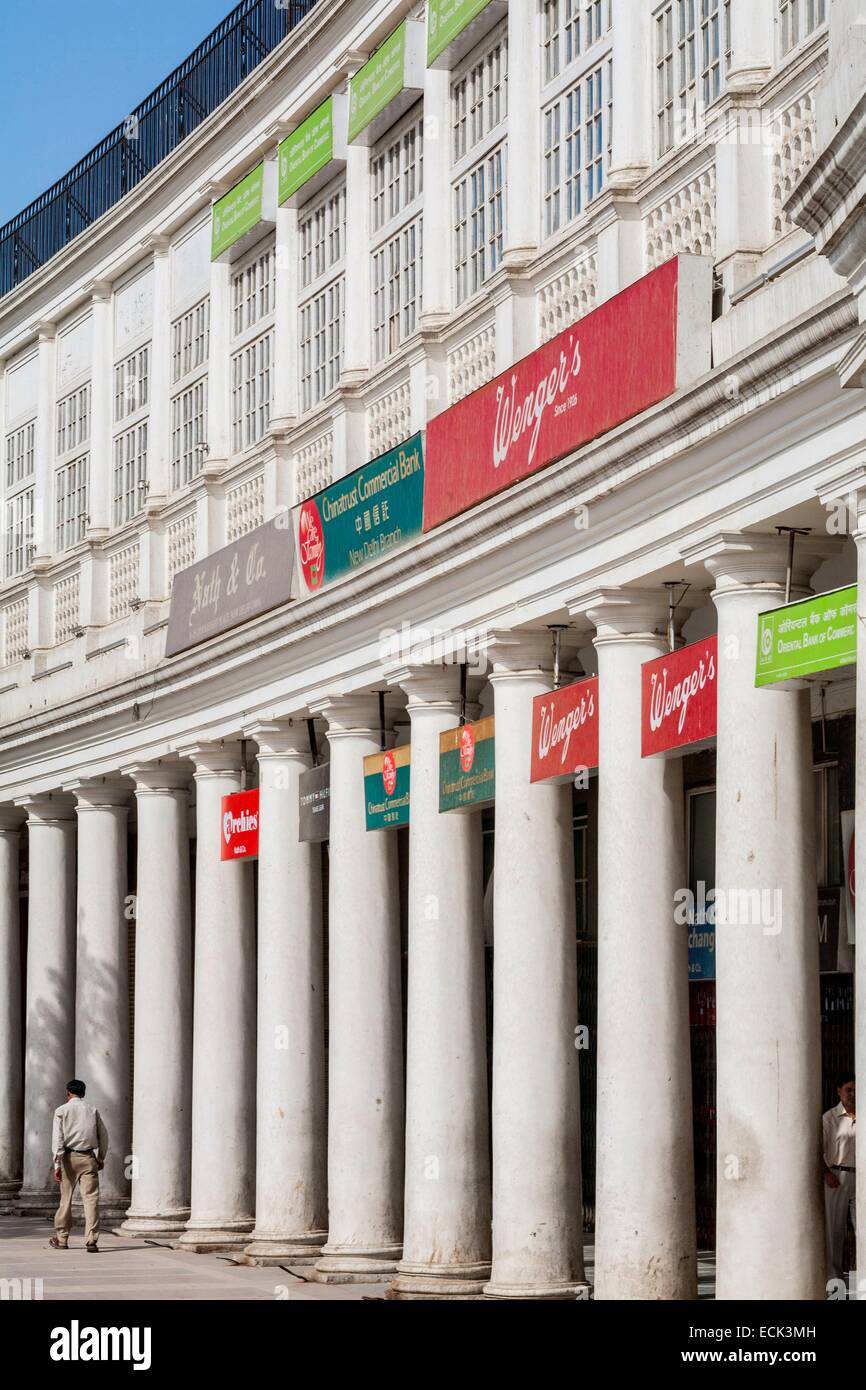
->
xmin=0 ymin=0 xmax=236 ymax=225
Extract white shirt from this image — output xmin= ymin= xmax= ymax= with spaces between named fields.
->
xmin=822 ymin=1101 xmax=856 ymax=1169
xmin=51 ymin=1098 xmax=109 ymax=1166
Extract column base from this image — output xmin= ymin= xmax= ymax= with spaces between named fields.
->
xmin=483 ymin=1278 xmax=591 ymax=1301
xmin=176 ymin=1220 xmax=254 ymax=1253
xmin=16 ymin=1189 xmax=57 ymax=1217
xmin=243 ymin=1229 xmax=327 ymax=1266
xmin=388 ymin=1259 xmax=491 ymax=1299
xmin=118 ymin=1210 xmax=191 ymax=1237
xmin=0 ymin=1180 xmax=21 ymax=1213
xmin=312 ymin=1242 xmax=402 ymax=1284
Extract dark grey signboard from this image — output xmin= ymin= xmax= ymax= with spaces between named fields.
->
xmin=165 ymin=516 xmax=295 ymax=657
xmin=299 ymin=762 xmax=330 ymax=843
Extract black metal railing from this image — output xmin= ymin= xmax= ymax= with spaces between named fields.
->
xmin=0 ymin=0 xmax=321 ymax=298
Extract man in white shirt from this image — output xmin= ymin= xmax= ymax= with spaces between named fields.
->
xmin=822 ymin=1072 xmax=856 ymax=1282
xmin=48 ymin=1078 xmax=109 ymax=1253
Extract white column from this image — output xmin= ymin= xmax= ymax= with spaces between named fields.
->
xmin=420 ymin=65 xmax=451 ymax=329
xmin=178 ymin=742 xmax=256 ymax=1250
xmin=86 ymin=281 xmax=114 ymax=539
xmin=341 ymin=144 xmax=371 ymax=384
xmin=206 ymin=258 xmax=231 ymax=470
xmin=244 ymin=721 xmax=327 ymax=1264
xmin=32 ymin=322 xmax=57 ymax=563
xmin=312 ymin=695 xmax=404 ymax=1282
xmin=271 ymin=204 xmax=299 ymax=430
xmin=390 ymin=667 xmax=490 ymax=1299
xmin=580 ymin=590 xmax=696 ymax=1300
xmin=504 ymin=0 xmax=541 ymax=265
xmin=143 ymin=238 xmax=171 ymax=507
xmin=14 ymin=794 xmax=76 ymax=1211
xmin=120 ymin=762 xmax=193 ymax=1235
xmin=0 ymin=810 xmax=23 ymax=1202
xmin=608 ymin=0 xmax=651 ymax=187
xmin=697 ymin=533 xmax=825 ymax=1300
xmin=483 ymin=631 xmax=584 ymax=1299
xmin=66 ymin=777 xmax=132 ymax=1214
xmin=727 ymin=0 xmax=774 ymax=89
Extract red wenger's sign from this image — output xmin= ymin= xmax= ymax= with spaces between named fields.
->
xmin=641 ymin=636 xmax=717 ymax=757
xmin=531 ymin=677 xmax=599 ymax=783
xmin=423 ymin=256 xmax=710 ymax=530
xmin=220 ymin=788 xmax=260 ymax=860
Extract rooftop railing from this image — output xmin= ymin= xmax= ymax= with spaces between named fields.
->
xmin=0 ymin=0 xmax=321 ymax=299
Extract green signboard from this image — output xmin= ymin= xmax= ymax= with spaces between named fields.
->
xmin=756 ymin=584 xmax=858 ymax=686
xmin=439 ymin=717 xmax=495 ymax=812
xmin=279 ymin=99 xmax=334 ymax=203
xmin=364 ymin=746 xmax=411 ymax=829
xmin=211 ymin=163 xmax=265 ymax=260
xmin=295 ymin=433 xmax=424 ymax=593
xmin=427 ymin=0 xmax=495 ymax=64
xmin=348 ymin=23 xmax=407 ymax=142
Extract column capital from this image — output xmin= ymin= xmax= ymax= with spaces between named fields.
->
xmin=385 ymin=662 xmax=464 ymax=709
xmin=176 ymin=740 xmax=246 ymax=777
xmin=309 ymin=693 xmax=392 ymax=738
xmin=14 ymin=792 xmax=76 ymax=823
xmin=63 ymin=775 xmax=134 ymax=809
xmin=681 ymin=531 xmax=845 ymax=592
xmin=569 ymin=586 xmax=669 ymax=640
xmin=484 ymin=628 xmax=559 ymax=681
xmin=245 ymin=719 xmax=313 ymax=759
xmin=0 ymin=806 xmax=25 ymax=833
xmin=122 ymin=759 xmax=194 ymax=793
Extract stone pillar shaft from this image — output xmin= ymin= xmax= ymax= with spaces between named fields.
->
xmin=121 ymin=763 xmax=193 ymax=1235
xmin=179 ymin=743 xmax=256 ymax=1250
xmin=0 ymin=814 xmax=23 ymax=1201
xmin=68 ymin=779 xmax=132 ymax=1214
xmin=244 ymin=723 xmax=327 ymax=1264
xmin=582 ymin=590 xmax=696 ymax=1300
xmin=16 ymin=795 xmax=76 ymax=1211
xmin=390 ymin=669 xmax=490 ymax=1299
xmin=484 ymin=632 xmax=584 ymax=1299
xmin=313 ymin=696 xmax=404 ymax=1283
xmin=701 ymin=535 xmax=825 ymax=1300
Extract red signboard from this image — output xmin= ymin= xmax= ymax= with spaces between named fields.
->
xmin=220 ymin=788 xmax=260 ymax=860
xmin=641 ymin=636 xmax=717 ymax=757
xmin=423 ymin=256 xmax=709 ymax=530
xmin=531 ymin=677 xmax=599 ymax=783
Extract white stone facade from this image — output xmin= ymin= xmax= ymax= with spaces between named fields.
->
xmin=0 ymin=0 xmax=863 ymax=1299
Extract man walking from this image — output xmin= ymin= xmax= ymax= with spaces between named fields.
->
xmin=823 ymin=1072 xmax=856 ymax=1282
xmin=49 ymin=1079 xmax=109 ymax=1253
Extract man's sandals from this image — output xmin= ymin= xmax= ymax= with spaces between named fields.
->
xmin=48 ymin=1236 xmax=67 ymax=1249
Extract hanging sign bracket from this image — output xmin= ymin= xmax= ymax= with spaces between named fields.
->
xmin=548 ymin=625 xmax=568 ymax=690
xmin=663 ymin=582 xmax=691 ymax=653
xmin=775 ymin=526 xmax=812 ymax=604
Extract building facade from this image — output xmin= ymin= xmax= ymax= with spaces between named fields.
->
xmin=0 ymin=0 xmax=864 ymax=1299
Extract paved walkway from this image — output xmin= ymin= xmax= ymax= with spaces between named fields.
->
xmin=0 ymin=1217 xmax=381 ymax=1301
xmin=0 ymin=1216 xmax=718 ymax=1300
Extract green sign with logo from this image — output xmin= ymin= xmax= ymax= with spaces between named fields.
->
xmin=755 ymin=584 xmax=858 ymax=686
xmin=364 ymin=746 xmax=411 ymax=830
xmin=348 ymin=23 xmax=407 ymax=142
xmin=295 ymin=433 xmax=424 ymax=593
xmin=439 ymin=718 xmax=495 ymax=812
xmin=279 ymin=99 xmax=334 ymax=203
xmin=427 ymin=0 xmax=495 ymax=64
xmin=211 ymin=163 xmax=264 ymax=260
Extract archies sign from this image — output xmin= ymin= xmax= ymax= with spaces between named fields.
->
xmin=531 ymin=677 xmax=599 ymax=783
xmin=422 ymin=255 xmax=712 ymax=530
xmin=220 ymin=789 xmax=259 ymax=861
xmin=641 ymin=636 xmax=717 ymax=757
